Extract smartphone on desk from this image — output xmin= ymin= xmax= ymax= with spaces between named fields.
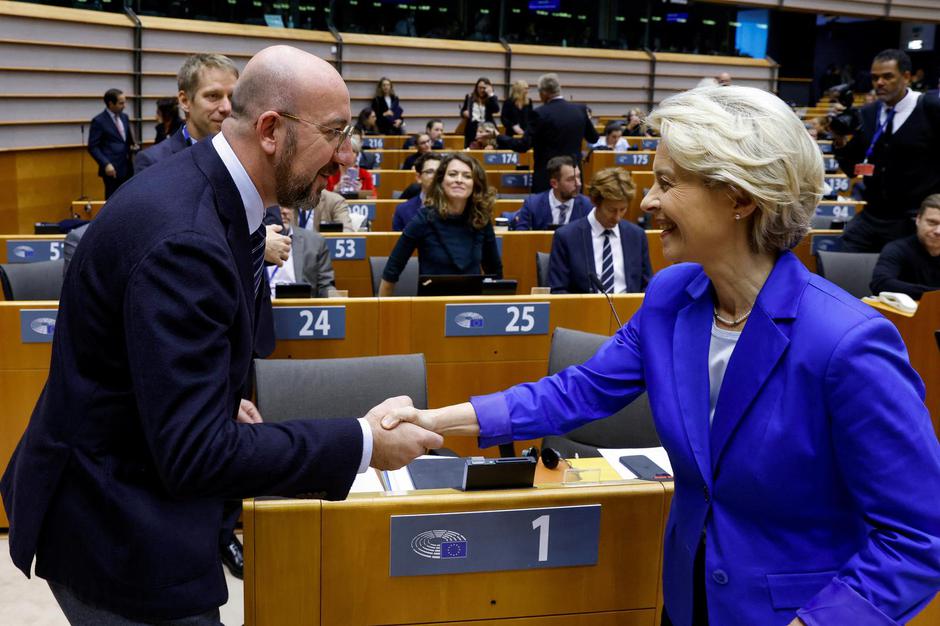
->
xmin=619 ymin=455 xmax=672 ymax=481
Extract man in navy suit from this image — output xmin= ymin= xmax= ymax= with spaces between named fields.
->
xmin=1 ymin=46 xmax=441 ymax=625
xmin=517 ymin=74 xmax=598 ymax=193
xmin=549 ymin=167 xmax=651 ymax=293
xmin=87 ymin=88 xmax=138 ymax=199
xmin=135 ymin=53 xmax=239 ymax=175
xmin=392 ymin=151 xmax=441 ymax=231
xmin=513 ymin=155 xmax=591 ymax=230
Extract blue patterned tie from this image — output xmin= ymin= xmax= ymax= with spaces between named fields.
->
xmin=250 ymin=224 xmax=266 ymax=298
xmin=557 ymin=203 xmax=569 ymax=225
xmin=601 ymin=229 xmax=615 ymax=294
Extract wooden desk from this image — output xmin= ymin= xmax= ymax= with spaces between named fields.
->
xmin=372 ymin=170 xmax=533 ymax=199
xmin=582 ymin=150 xmax=656 ymax=183
xmin=244 ymin=480 xmax=668 ymax=626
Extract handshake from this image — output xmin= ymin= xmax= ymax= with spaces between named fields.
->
xmin=364 ymin=396 xmax=480 ymax=470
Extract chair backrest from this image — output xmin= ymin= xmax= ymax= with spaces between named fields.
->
xmin=535 ymin=251 xmax=551 ymax=288
xmin=369 ymin=256 xmax=419 ymax=296
xmin=0 ymin=261 xmax=65 ymax=301
xmin=541 ymin=327 xmax=660 ymax=457
xmin=254 ymin=353 xmax=428 ymax=422
xmin=815 ymin=250 xmax=880 ymax=298
xmin=810 ymin=215 xmax=834 ymax=230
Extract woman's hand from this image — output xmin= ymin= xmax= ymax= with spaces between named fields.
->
xmin=383 ymin=110 xmax=394 ymax=117
xmin=381 ymin=402 xmax=481 ymax=437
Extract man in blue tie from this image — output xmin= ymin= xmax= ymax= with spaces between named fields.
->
xmin=87 ymin=88 xmax=138 ymax=199
xmin=833 ymin=48 xmax=940 ymax=252
xmin=513 ymin=155 xmax=592 ymax=230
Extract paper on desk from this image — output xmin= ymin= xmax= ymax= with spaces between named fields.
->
xmin=382 ymin=455 xmax=452 ymax=492
xmin=598 ymin=447 xmax=673 ymax=480
xmin=349 ymin=468 xmax=385 ymax=493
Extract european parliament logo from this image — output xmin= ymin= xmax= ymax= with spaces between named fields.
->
xmin=454 ymin=311 xmax=484 ymax=330
xmin=29 ymin=317 xmax=56 ymax=336
xmin=410 ymin=529 xmax=469 ymax=560
xmin=13 ymin=245 xmax=35 ymax=259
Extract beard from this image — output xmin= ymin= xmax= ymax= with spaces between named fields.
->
xmin=274 ymin=126 xmax=336 ymax=210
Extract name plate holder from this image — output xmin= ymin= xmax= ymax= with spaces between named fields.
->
xmin=272 ymin=305 xmax=346 ymax=340
xmin=445 ymin=302 xmax=549 ymax=337
xmin=6 ymin=240 xmax=65 ymax=263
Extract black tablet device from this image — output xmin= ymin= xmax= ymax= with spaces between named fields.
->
xmin=462 ymin=457 xmax=537 ymax=491
xmin=275 ymin=283 xmax=313 ymax=299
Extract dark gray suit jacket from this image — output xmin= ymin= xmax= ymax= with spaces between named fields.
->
xmin=291 ymin=228 xmax=335 ymax=297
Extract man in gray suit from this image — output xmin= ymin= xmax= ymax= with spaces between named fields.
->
xmin=268 ymin=205 xmax=336 ymax=298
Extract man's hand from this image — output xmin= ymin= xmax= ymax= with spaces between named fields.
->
xmin=104 ymin=163 xmax=116 ymax=178
xmin=264 ymin=224 xmax=291 ymax=266
xmin=236 ymin=399 xmax=264 ymax=424
xmin=365 ymin=396 xmax=443 ymax=470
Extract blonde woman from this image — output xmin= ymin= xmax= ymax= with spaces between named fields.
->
xmin=383 ymin=86 xmax=940 ymax=625
xmin=501 ymin=79 xmax=533 ymax=136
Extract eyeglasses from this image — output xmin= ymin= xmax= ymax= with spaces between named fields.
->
xmin=420 ymin=168 xmax=438 ymax=175
xmin=278 ymin=111 xmax=353 ymax=151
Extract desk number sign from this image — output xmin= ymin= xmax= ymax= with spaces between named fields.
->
xmin=615 ymin=153 xmax=651 ymax=166
xmin=347 ymin=203 xmax=377 ymax=221
xmin=445 ymin=303 xmax=549 ymax=337
xmin=328 ymin=237 xmax=366 ymax=260
xmin=20 ymin=309 xmax=58 ymax=343
xmin=6 ymin=240 xmax=64 ymax=264
xmin=501 ymin=173 xmax=532 ymax=188
xmin=484 ymin=152 xmax=519 ymax=165
xmin=390 ymin=504 xmax=601 ymax=576
xmin=272 ymin=306 xmax=346 ymax=340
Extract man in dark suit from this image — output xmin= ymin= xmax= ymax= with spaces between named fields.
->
xmin=393 ymin=152 xmax=441 ymax=231
xmin=834 ymin=49 xmax=940 ymax=252
xmin=549 ymin=167 xmax=651 ymax=293
xmin=268 ymin=205 xmax=335 ymax=298
xmin=87 ymin=88 xmax=138 ymax=199
xmin=135 ymin=53 xmax=239 ymax=175
xmin=518 ymin=73 xmax=598 ymax=193
xmin=1 ymin=45 xmax=440 ymax=625
xmin=513 ymin=155 xmax=592 ymax=230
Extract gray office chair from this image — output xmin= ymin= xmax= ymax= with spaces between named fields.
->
xmin=541 ymin=327 xmax=660 ymax=458
xmin=0 ymin=260 xmax=64 ymax=300
xmin=369 ymin=256 xmax=419 ymax=296
xmin=254 ymin=353 xmax=428 ymax=422
xmin=535 ymin=252 xmax=551 ymax=288
xmin=815 ymin=250 xmax=880 ymax=298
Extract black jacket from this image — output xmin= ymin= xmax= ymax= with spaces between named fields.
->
xmin=518 ymin=98 xmax=599 ymax=193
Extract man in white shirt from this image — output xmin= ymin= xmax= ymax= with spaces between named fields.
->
xmin=268 ymin=205 xmax=336 ymax=299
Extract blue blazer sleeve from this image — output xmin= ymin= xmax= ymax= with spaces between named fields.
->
xmin=471 ymin=309 xmax=646 ymax=448
xmin=515 ymin=196 xmax=535 ymax=231
xmin=548 ymin=227 xmax=574 ymax=293
xmin=797 ymin=316 xmax=940 ymax=624
xmin=384 ymin=216 xmax=423 ymax=282
xmin=124 ymin=232 xmax=362 ymax=499
xmin=87 ymin=115 xmax=110 ymax=171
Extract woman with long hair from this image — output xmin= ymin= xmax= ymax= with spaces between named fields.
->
xmin=370 ymin=76 xmax=405 ymax=135
xmin=459 ymin=77 xmax=500 ymax=148
xmin=379 ymin=153 xmax=502 ymax=295
xmin=500 ymin=79 xmax=533 ymax=137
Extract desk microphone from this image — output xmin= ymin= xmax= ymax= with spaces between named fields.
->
xmin=590 ymin=272 xmax=623 ymax=328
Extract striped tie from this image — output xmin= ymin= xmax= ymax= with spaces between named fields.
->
xmin=601 ymin=229 xmax=615 ymax=294
xmin=557 ymin=203 xmax=568 ymax=225
xmin=250 ymin=224 xmax=266 ymax=299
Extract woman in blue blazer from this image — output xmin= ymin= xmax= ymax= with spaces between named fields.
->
xmin=382 ymin=86 xmax=940 ymax=625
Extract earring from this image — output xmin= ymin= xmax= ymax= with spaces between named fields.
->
xmin=734 ymin=213 xmax=741 ymax=220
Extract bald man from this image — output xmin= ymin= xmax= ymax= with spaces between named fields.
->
xmin=1 ymin=46 xmax=441 ymax=625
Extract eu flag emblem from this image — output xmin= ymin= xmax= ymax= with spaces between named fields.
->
xmin=440 ymin=540 xmax=468 ymax=559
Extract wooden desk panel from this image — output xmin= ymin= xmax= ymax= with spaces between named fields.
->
xmin=367 ymin=150 xmax=532 ymax=171
xmin=372 ymin=170 xmax=533 ymax=200
xmin=267 ymin=298 xmax=380 ymax=360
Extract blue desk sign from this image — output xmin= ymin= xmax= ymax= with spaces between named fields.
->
xmin=329 ymin=237 xmax=366 ymax=260
xmin=825 ymin=176 xmax=850 ymax=193
xmin=372 ymin=172 xmax=381 ymax=187
xmin=811 ymin=234 xmax=843 ymax=255
xmin=815 ymin=203 xmax=856 ymax=220
xmin=823 ymin=157 xmax=839 ymax=173
xmin=363 ymin=137 xmax=384 ymax=149
xmin=371 ymin=152 xmax=383 ymax=167
xmin=6 ymin=240 xmax=64 ymax=263
xmin=484 ymin=152 xmax=519 ymax=166
xmin=818 ymin=142 xmax=833 ymax=154
xmin=615 ymin=153 xmax=651 ymax=167
xmin=501 ymin=173 xmax=532 ymax=188
xmin=272 ymin=306 xmax=346 ymax=340
xmin=445 ymin=302 xmax=549 ymax=337
xmin=390 ymin=504 xmax=601 ymax=577
xmin=347 ymin=202 xmax=377 ymax=221
xmin=641 ymin=138 xmax=659 ymax=150
xmin=20 ymin=309 xmax=58 ymax=343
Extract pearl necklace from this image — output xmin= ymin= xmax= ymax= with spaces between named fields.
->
xmin=713 ymin=306 xmax=752 ymax=327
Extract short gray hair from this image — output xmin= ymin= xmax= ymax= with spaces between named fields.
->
xmin=177 ymin=54 xmax=238 ymax=99
xmin=647 ymin=85 xmax=824 ymax=253
xmin=538 ymin=73 xmax=561 ymax=97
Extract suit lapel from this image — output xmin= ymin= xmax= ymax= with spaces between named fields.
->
xmin=189 ymin=139 xmax=254 ymax=309
xmin=539 ymin=192 xmax=553 ymax=227
xmin=709 ymin=252 xmax=805 ymax=470
xmin=291 ymin=231 xmax=305 ymax=282
xmin=673 ymin=271 xmax=714 ymax=485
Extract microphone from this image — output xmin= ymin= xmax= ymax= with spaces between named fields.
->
xmin=590 ymin=272 xmax=623 ymax=329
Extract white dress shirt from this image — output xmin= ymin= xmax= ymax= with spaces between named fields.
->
xmin=587 ymin=208 xmax=627 ymax=294
xmin=878 ymin=89 xmax=921 ymax=133
xmin=267 ymin=225 xmax=296 ymax=299
xmin=210 ymin=133 xmax=373 ymax=473
xmin=549 ymin=189 xmax=574 ymax=226
xmin=591 ymin=136 xmax=629 ymax=151
xmin=708 ymin=322 xmax=741 ymax=426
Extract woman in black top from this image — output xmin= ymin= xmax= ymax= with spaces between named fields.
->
xmin=354 ymin=107 xmax=380 ymax=135
xmin=500 ymin=79 xmax=533 ymax=137
xmin=370 ymin=77 xmax=405 ymax=135
xmin=460 ymin=77 xmax=500 ymax=148
xmin=379 ymin=153 xmax=502 ymax=295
